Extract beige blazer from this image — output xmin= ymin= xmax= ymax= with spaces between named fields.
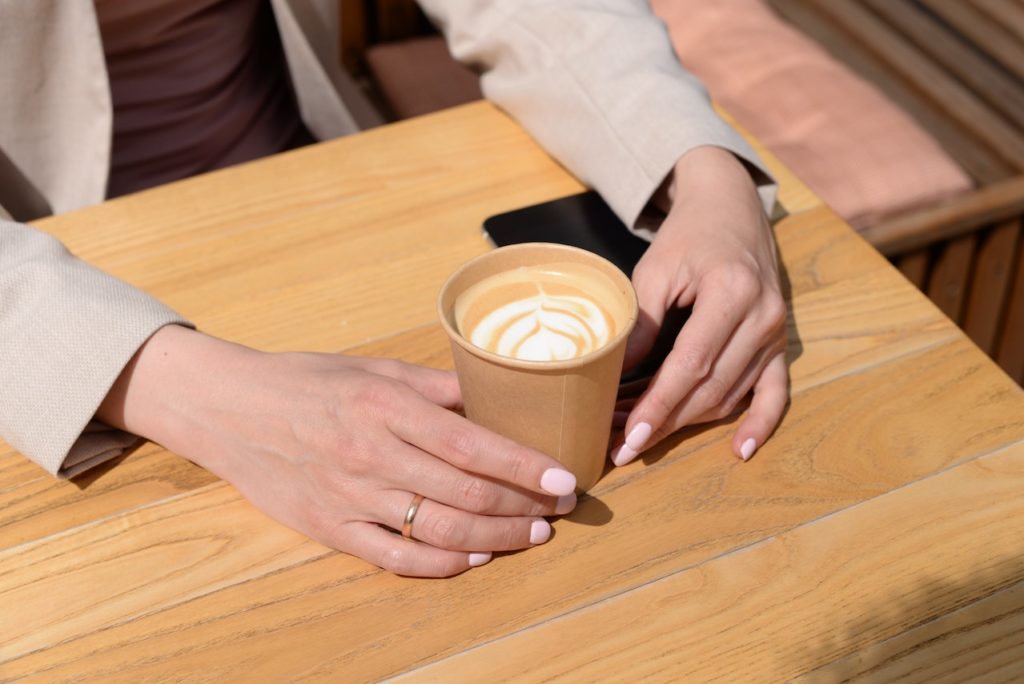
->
xmin=0 ymin=0 xmax=775 ymax=477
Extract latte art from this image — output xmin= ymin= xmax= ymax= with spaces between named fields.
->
xmin=470 ymin=286 xmax=611 ymax=361
xmin=454 ymin=263 xmax=622 ymax=362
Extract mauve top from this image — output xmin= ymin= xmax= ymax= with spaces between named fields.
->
xmin=95 ymin=0 xmax=313 ymax=198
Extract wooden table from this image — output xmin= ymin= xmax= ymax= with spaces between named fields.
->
xmin=2 ymin=102 xmax=1022 ymax=682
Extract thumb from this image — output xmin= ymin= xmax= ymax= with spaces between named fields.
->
xmin=623 ymin=267 xmax=671 ymax=371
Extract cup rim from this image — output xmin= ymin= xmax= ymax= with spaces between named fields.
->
xmin=437 ymin=242 xmax=639 ymax=370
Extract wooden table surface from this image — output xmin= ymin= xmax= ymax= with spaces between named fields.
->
xmin=2 ymin=102 xmax=1022 ymax=682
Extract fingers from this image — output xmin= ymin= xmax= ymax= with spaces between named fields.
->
xmin=383 ymin=493 xmax=553 ymax=552
xmin=384 ymin=441 xmax=576 ymax=517
xmin=395 ymin=365 xmax=462 ymax=410
xmin=342 ymin=521 xmax=489 ymax=578
xmin=623 ymin=257 xmax=672 ymax=370
xmin=731 ymin=352 xmax=788 ymax=461
xmin=613 ymin=290 xmax=752 ymax=466
xmin=389 ymin=395 xmax=577 ymax=496
xmin=356 ymin=358 xmax=463 ymax=409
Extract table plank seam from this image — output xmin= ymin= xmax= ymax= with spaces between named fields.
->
xmin=0 ymin=481 xmax=226 ymax=562
xmin=389 ymin=439 xmax=1024 ymax=681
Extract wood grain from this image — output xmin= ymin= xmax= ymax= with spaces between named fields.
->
xmin=3 ymin=331 xmax=1020 ymax=680
xmin=399 ymin=443 xmax=1024 ymax=682
xmin=0 ymin=205 xmax=951 ymax=558
xmin=2 ymin=102 xmax=1023 ymax=681
xmin=795 ymin=579 xmax=1024 ymax=683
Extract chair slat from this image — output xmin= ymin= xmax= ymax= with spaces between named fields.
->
xmin=963 ymin=221 xmax=1022 ymax=352
xmin=926 ymin=234 xmax=977 ymax=322
xmin=920 ymin=0 xmax=1024 ymax=81
xmin=864 ymin=0 xmax=1024 ymax=131
xmin=994 ymin=224 xmax=1024 ymax=383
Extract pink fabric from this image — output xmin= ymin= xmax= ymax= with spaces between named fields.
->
xmin=651 ymin=0 xmax=973 ymax=228
xmin=95 ymin=0 xmax=313 ymax=198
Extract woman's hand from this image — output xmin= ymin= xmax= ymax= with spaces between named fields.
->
xmin=613 ymin=146 xmax=789 ymax=466
xmin=99 ymin=325 xmax=578 ymax=578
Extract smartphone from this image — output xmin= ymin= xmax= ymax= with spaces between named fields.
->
xmin=483 ymin=191 xmax=689 ymax=390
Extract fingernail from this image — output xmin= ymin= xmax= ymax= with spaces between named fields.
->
xmin=468 ymin=552 xmax=492 ymax=567
xmin=540 ymin=468 xmax=577 ymax=496
xmin=625 ymin=422 xmax=653 ymax=451
xmin=530 ymin=519 xmax=552 ymax=544
xmin=611 ymin=443 xmax=639 ymax=467
xmin=555 ymin=493 xmax=577 ymax=515
xmin=740 ymin=437 xmax=757 ymax=461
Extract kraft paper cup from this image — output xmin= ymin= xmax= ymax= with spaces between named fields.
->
xmin=437 ymin=243 xmax=638 ymax=492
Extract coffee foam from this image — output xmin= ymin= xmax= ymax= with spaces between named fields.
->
xmin=454 ymin=262 xmax=625 ymax=362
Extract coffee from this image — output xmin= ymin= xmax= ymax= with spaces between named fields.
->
xmin=454 ymin=262 xmax=625 ymax=362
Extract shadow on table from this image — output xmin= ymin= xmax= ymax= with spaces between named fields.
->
xmin=563 ymin=493 xmax=614 ymax=527
xmin=793 ymin=556 xmax=1024 ymax=680
xmin=70 ymin=451 xmax=132 ymax=489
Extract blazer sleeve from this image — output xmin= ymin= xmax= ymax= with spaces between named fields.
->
xmin=418 ymin=0 xmax=778 ymax=233
xmin=1 ymin=218 xmax=191 ymax=478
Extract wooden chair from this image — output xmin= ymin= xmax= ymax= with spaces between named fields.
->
xmin=338 ymin=0 xmax=1024 ymax=384
xmin=768 ymin=0 xmax=1024 ymax=383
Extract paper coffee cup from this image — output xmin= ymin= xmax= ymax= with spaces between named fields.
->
xmin=437 ymin=243 xmax=638 ymax=492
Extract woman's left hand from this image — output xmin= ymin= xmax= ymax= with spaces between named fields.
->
xmin=613 ymin=145 xmax=789 ymax=466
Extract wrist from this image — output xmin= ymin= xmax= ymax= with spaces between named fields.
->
xmin=668 ymin=145 xmax=756 ymax=206
xmin=97 ymin=325 xmax=262 ymax=471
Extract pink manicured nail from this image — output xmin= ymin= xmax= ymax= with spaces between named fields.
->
xmin=468 ymin=552 xmax=492 ymax=567
xmin=530 ymin=520 xmax=552 ymax=544
xmin=740 ymin=437 xmax=757 ymax=461
xmin=555 ymin=493 xmax=577 ymax=515
xmin=625 ymin=422 xmax=653 ymax=451
xmin=611 ymin=443 xmax=639 ymax=467
xmin=540 ymin=468 xmax=577 ymax=496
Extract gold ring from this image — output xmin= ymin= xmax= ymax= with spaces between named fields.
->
xmin=401 ymin=494 xmax=426 ymax=540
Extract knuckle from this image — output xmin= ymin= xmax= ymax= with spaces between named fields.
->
xmin=499 ymin=522 xmax=523 ymax=550
xmin=503 ymin=448 xmax=531 ymax=485
xmin=441 ymin=427 xmax=479 ymax=465
xmin=711 ymin=263 xmax=761 ymax=300
xmin=670 ymin=346 xmax=712 ymax=379
xmin=379 ymin=546 xmax=410 ymax=575
xmin=459 ymin=477 xmax=498 ymax=512
xmin=353 ymin=378 xmax=399 ymax=419
xmin=716 ymin=394 xmax=742 ymax=419
xmin=427 ymin=514 xmax=465 ymax=550
xmin=646 ymin=391 xmax=677 ymax=421
xmin=341 ymin=443 xmax=376 ymax=477
xmin=761 ymin=294 xmax=788 ymax=330
xmin=431 ymin=556 xmax=464 ymax=578
xmin=696 ymin=376 xmax=729 ymax=409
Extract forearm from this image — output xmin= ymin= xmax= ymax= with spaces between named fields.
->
xmin=419 ymin=0 xmax=776 ymax=228
xmin=0 ymin=218 xmax=190 ymax=476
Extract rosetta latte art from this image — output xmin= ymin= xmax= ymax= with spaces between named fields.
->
xmin=468 ymin=286 xmax=612 ymax=361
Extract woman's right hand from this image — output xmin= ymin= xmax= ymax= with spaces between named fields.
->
xmin=98 ymin=325 xmax=578 ymax=577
